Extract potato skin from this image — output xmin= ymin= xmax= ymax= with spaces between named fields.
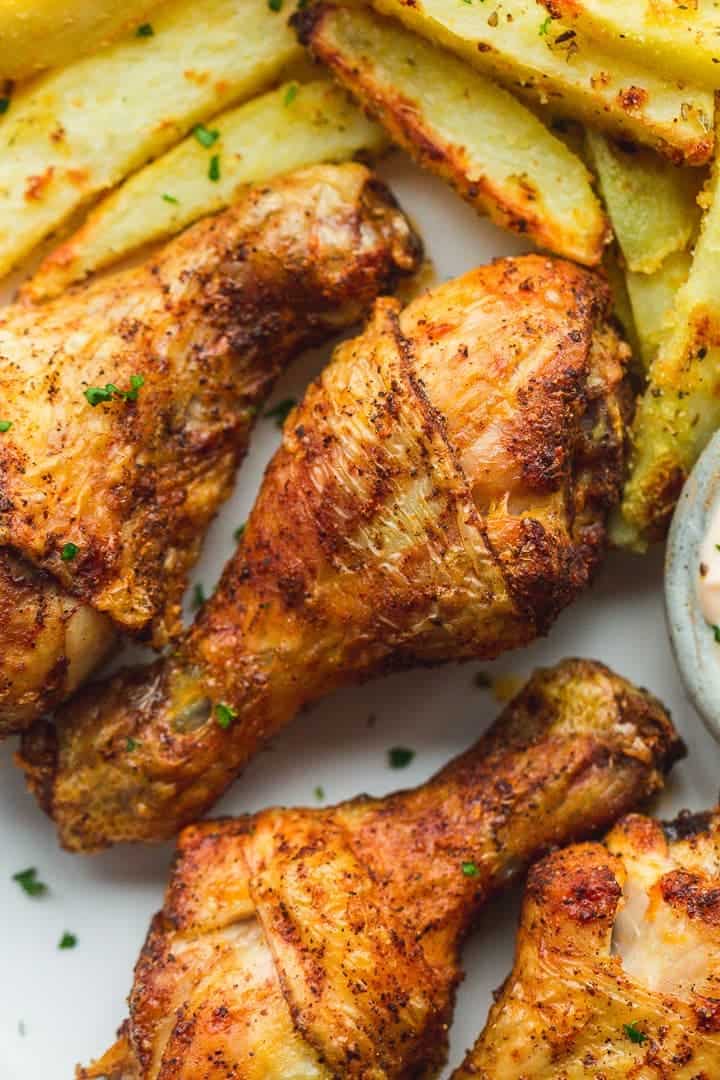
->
xmin=21 ymin=255 xmax=633 ymax=851
xmin=78 ymin=658 xmax=683 ymax=1079
xmin=0 ymin=163 xmax=420 ymax=735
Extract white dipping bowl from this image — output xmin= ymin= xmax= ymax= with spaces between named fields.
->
xmin=666 ymin=429 xmax=720 ymax=744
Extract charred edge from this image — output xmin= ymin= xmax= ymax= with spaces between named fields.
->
xmin=291 ymin=3 xmax=325 ymax=47
xmin=662 ymin=808 xmax=715 ymax=843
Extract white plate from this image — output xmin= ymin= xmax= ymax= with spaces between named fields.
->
xmin=1 ymin=152 xmax=717 ymax=1078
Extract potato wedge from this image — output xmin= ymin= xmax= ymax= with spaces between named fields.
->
xmin=540 ymin=0 xmax=720 ymax=92
xmin=613 ymin=161 xmax=720 ymax=549
xmin=585 ymin=131 xmax=702 ymax=274
xmin=370 ymin=0 xmax=714 ymax=165
xmin=0 ymin=0 xmax=167 ymax=81
xmin=0 ymin=0 xmax=302 ymax=279
xmin=296 ymin=3 xmax=607 ymax=266
xmin=625 ymin=251 xmax=692 ymax=368
xmin=24 ymin=79 xmax=387 ymax=301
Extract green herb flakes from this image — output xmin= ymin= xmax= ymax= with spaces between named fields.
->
xmin=59 ymin=932 xmax=77 ymax=950
xmin=136 ymin=23 xmax=154 ymax=36
xmin=216 ymin=702 xmax=237 ymax=729
xmin=84 ymin=374 xmax=144 ymax=407
xmin=388 ymin=746 xmax=415 ymax=769
xmin=623 ymin=1022 xmax=647 ymax=1045
xmin=12 ymin=867 xmax=48 ymax=897
xmin=194 ymin=124 xmax=219 ymax=148
xmin=0 ymin=420 xmax=12 ymax=432
xmin=462 ymin=861 xmax=479 ymax=877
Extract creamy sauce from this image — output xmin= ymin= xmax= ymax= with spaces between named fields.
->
xmin=698 ymin=503 xmax=720 ymax=628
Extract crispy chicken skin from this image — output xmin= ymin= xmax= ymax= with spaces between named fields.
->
xmin=0 ymin=163 xmax=420 ymax=736
xmin=456 ymin=807 xmax=720 ymax=1079
xmin=21 ymin=255 xmax=632 ymax=851
xmin=78 ymin=659 xmax=683 ymax=1080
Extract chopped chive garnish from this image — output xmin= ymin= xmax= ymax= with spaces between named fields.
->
xmin=388 ymin=746 xmax=415 ymax=769
xmin=0 ymin=420 xmax=12 ymax=432
xmin=162 ymin=193 xmax=179 ymax=204
xmin=623 ymin=1022 xmax=647 ymax=1045
xmin=136 ymin=22 xmax=154 ymax=36
xmin=192 ymin=583 xmax=206 ymax=609
xmin=193 ymin=124 xmax=219 ymax=148
xmin=462 ymin=861 xmax=479 ymax=877
xmin=84 ymin=374 xmax=144 ymax=406
xmin=12 ymin=868 xmax=48 ymax=897
xmin=234 ymin=523 xmax=246 ymax=542
xmin=61 ymin=542 xmax=78 ymax=562
xmin=284 ymin=83 xmax=298 ymax=107
xmin=208 ymin=154 xmax=221 ymax=182
xmin=215 ymin=702 xmax=237 ymax=729
xmin=59 ymin=932 xmax=77 ymax=949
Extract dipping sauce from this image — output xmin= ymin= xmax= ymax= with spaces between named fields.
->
xmin=698 ymin=504 xmax=720 ymax=630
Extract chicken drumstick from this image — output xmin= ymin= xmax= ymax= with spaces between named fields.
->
xmin=79 ymin=659 xmax=682 ymax=1079
xmin=0 ymin=163 xmax=420 ymax=735
xmin=456 ymin=806 xmax=720 ymax=1078
xmin=22 ymin=255 xmax=632 ymax=850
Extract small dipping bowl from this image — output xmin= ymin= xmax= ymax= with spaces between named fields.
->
xmin=666 ymin=429 xmax=720 ymax=744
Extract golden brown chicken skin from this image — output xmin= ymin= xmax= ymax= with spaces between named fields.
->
xmin=0 ymin=163 xmax=420 ymax=736
xmin=456 ymin=807 xmax=720 ymax=1079
xmin=78 ymin=658 xmax=683 ymax=1080
xmin=21 ymin=255 xmax=632 ymax=850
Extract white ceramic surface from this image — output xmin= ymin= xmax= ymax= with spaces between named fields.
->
xmin=1 ymin=153 xmax=717 ymax=1079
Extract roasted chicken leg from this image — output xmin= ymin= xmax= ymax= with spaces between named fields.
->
xmin=22 ymin=255 xmax=631 ymax=851
xmin=456 ymin=806 xmax=720 ymax=1078
xmin=0 ymin=163 xmax=420 ymax=735
xmin=78 ymin=658 xmax=682 ymax=1080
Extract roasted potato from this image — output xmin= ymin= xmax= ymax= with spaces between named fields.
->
xmin=585 ymin=131 xmax=702 ymax=275
xmin=541 ymin=0 xmax=720 ymax=92
xmin=370 ymin=0 xmax=714 ymax=164
xmin=296 ymin=3 xmax=607 ymax=267
xmin=24 ymin=79 xmax=388 ymax=301
xmin=614 ymin=149 xmax=720 ymax=549
xmin=0 ymin=0 xmax=168 ymax=81
xmin=0 ymin=0 xmax=302 ymax=279
xmin=625 ymin=251 xmax=693 ymax=368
